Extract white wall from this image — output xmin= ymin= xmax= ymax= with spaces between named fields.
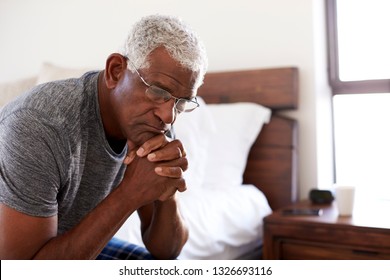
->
xmin=0 ymin=0 xmax=333 ymax=200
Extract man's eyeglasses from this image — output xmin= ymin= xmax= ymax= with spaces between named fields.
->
xmin=126 ymin=57 xmax=199 ymax=113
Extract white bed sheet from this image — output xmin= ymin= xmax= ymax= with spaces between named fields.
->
xmin=115 ymin=184 xmax=271 ymax=259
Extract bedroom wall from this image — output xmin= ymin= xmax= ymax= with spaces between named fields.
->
xmin=0 ymin=0 xmax=333 ymax=200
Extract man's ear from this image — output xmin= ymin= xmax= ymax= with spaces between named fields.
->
xmin=104 ymin=53 xmax=128 ymax=89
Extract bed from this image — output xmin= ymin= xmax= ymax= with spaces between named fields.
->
xmin=0 ymin=64 xmax=298 ymax=259
xmin=115 ymin=66 xmax=299 ymax=259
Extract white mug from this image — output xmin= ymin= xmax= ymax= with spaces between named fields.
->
xmin=335 ymin=185 xmax=355 ymax=216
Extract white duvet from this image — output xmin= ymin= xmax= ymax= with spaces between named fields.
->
xmin=115 ymin=184 xmax=271 ymax=259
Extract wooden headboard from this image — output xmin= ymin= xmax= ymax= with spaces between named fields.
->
xmin=198 ymin=67 xmax=298 ymax=210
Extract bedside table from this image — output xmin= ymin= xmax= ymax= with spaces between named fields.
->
xmin=263 ymin=199 xmax=390 ymax=259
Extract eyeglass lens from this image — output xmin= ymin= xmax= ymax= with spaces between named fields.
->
xmin=145 ymin=86 xmax=198 ymax=112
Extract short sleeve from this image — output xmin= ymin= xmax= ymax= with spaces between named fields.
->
xmin=0 ymin=110 xmax=66 ymax=217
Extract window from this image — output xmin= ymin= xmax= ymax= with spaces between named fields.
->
xmin=326 ymin=0 xmax=390 ymax=200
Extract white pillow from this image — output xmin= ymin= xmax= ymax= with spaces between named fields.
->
xmin=202 ymin=102 xmax=271 ymax=189
xmin=36 ymin=62 xmax=94 ymax=85
xmin=173 ymin=97 xmax=215 ymax=189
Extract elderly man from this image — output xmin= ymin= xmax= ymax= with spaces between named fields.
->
xmin=0 ymin=14 xmax=208 ymax=259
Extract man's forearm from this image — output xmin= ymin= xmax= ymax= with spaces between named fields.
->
xmin=139 ymin=195 xmax=188 ymax=259
xmin=32 ymin=185 xmax=139 ymax=259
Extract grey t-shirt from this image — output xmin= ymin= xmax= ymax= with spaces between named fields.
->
xmin=0 ymin=72 xmax=126 ymax=234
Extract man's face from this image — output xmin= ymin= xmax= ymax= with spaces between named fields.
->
xmin=111 ymin=47 xmax=199 ymax=149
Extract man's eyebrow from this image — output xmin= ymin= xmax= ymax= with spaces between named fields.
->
xmin=150 ymin=78 xmax=196 ymax=100
xmin=151 ymin=80 xmax=171 ymax=90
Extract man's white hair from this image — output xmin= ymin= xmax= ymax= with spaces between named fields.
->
xmin=122 ymin=14 xmax=208 ymax=88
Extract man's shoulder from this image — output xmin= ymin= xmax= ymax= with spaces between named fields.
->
xmin=1 ymin=71 xmax=99 ymax=127
xmin=31 ymin=70 xmax=100 ymax=107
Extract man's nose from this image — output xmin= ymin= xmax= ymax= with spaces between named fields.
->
xmin=155 ymin=99 xmax=176 ymax=125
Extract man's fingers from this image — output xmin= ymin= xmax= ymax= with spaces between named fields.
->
xmin=123 ymin=150 xmax=136 ymax=165
xmin=157 ymin=181 xmax=187 ymax=201
xmin=155 ymin=166 xmax=184 ymax=178
xmin=147 ymin=140 xmax=186 ymax=162
xmin=147 ymin=147 xmax=182 ymax=161
xmin=136 ymin=134 xmax=168 ymax=157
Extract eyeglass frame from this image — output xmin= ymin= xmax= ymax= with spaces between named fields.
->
xmin=124 ymin=56 xmax=200 ymax=113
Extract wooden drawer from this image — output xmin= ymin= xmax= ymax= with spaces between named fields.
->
xmin=263 ymin=200 xmax=390 ymax=259
xmin=279 ymin=239 xmax=390 ymax=260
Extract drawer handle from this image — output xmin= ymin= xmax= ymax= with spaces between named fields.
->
xmin=352 ymin=249 xmax=379 ymax=256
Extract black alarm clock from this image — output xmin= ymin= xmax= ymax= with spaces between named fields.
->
xmin=309 ymin=189 xmax=334 ymax=204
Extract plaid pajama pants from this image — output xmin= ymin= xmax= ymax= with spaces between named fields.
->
xmin=96 ymin=237 xmax=155 ymax=260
